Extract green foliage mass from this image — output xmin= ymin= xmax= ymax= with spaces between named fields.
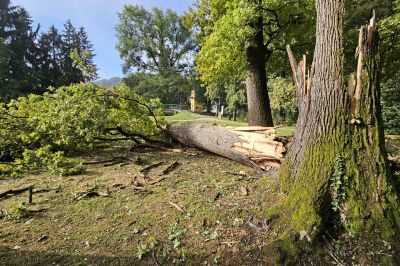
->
xmin=70 ymin=48 xmax=98 ymax=82
xmin=116 ymin=5 xmax=196 ymax=75
xmin=184 ymin=0 xmax=315 ymax=119
xmin=268 ymin=77 xmax=297 ymax=125
xmin=0 ymin=83 xmax=165 ymax=177
xmin=381 ymin=77 xmax=400 ymax=135
xmin=116 ymin=5 xmax=197 ymax=105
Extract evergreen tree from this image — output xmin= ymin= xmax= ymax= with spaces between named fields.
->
xmin=37 ymin=25 xmax=63 ymax=89
xmin=0 ymin=0 xmax=37 ymax=100
xmin=60 ymin=20 xmax=80 ymax=85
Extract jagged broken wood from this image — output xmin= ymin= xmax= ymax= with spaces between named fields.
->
xmin=166 ymin=123 xmax=289 ymax=171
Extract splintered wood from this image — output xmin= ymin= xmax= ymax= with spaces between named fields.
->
xmin=230 ymin=126 xmax=285 ymax=170
xmin=167 ymin=123 xmax=289 ymax=171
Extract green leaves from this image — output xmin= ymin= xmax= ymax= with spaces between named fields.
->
xmin=116 ymin=5 xmax=196 ymax=75
xmin=0 ymin=83 xmax=165 ymax=177
xmin=268 ymin=77 xmax=297 ymax=125
xmin=330 ymin=155 xmax=349 ymax=212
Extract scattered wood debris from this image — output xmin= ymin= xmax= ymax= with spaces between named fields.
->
xmin=168 ymin=201 xmax=184 ymax=212
xmin=34 ymin=186 xmax=61 ymax=194
xmin=83 ymin=156 xmax=136 ymax=167
xmin=0 ymin=186 xmax=33 ymax=202
xmin=112 ymin=183 xmax=127 ymax=189
xmin=38 ymin=234 xmax=48 ymax=243
xmin=240 ymin=186 xmax=248 ymax=196
xmin=246 ymin=216 xmax=271 ymax=232
xmin=161 ymin=161 xmax=180 ymax=175
xmin=74 ymin=190 xmax=110 ymax=201
xmin=146 ymin=177 xmax=166 ymax=186
xmin=220 ymin=170 xmax=247 ymax=177
xmin=139 ymin=162 xmax=164 ymax=177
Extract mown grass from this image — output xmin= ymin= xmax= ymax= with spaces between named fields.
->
xmin=164 ymin=111 xmax=296 ymax=136
xmin=164 ymin=111 xmax=198 ymax=121
xmin=1 ymin=123 xmax=398 ymax=265
xmin=0 ymin=147 xmax=285 ymax=265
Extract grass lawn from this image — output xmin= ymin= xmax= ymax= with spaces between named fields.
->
xmin=0 ymin=147 xmax=285 ymax=265
xmin=164 ymin=111 xmax=296 ymax=136
xmin=0 ymin=117 xmax=398 ymax=265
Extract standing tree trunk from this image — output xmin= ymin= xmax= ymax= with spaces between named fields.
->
xmin=245 ymin=1 xmax=274 ymax=127
xmin=280 ymin=0 xmax=399 ymax=240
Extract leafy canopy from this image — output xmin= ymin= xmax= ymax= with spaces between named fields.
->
xmin=116 ymin=5 xmax=197 ymax=75
xmin=0 ymin=83 xmax=164 ymax=177
xmin=186 ymin=0 xmax=314 ymax=110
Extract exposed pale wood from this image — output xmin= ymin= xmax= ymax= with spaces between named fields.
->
xmin=169 ymin=201 xmax=184 ymax=212
xmin=286 ymin=44 xmax=298 ymax=83
xmin=302 ymin=55 xmax=307 ymax=95
xmin=167 ymin=122 xmax=289 ymax=171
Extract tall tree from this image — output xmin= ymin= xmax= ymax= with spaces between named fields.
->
xmin=245 ymin=0 xmax=273 ymax=126
xmin=60 ymin=20 xmax=81 ymax=85
xmin=116 ymin=5 xmax=197 ymax=103
xmin=116 ymin=6 xmax=196 ymax=75
xmin=36 ymin=25 xmax=63 ymax=89
xmin=188 ymin=0 xmax=315 ymax=126
xmin=280 ymin=0 xmax=399 ymax=240
xmin=0 ymin=0 xmax=37 ymax=100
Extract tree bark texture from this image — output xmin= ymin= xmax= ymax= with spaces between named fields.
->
xmin=167 ymin=123 xmax=288 ymax=171
xmin=245 ymin=6 xmax=274 ymax=127
xmin=281 ymin=0 xmax=399 ymax=239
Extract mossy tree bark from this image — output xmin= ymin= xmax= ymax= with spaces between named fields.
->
xmin=245 ymin=0 xmax=274 ymax=127
xmin=280 ymin=0 xmax=399 ymax=240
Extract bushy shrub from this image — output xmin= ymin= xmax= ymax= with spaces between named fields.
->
xmin=0 ymin=83 xmax=165 ymax=177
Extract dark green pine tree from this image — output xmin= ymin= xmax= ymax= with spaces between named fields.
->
xmin=60 ymin=20 xmax=81 ymax=85
xmin=36 ymin=25 xmax=64 ymax=90
xmin=76 ymin=26 xmax=97 ymax=81
xmin=0 ymin=0 xmax=37 ymax=100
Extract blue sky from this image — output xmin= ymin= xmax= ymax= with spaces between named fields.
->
xmin=12 ymin=0 xmax=195 ymax=79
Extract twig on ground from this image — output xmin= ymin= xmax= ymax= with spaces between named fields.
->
xmin=162 ymin=161 xmax=180 ymax=175
xmin=246 ymin=216 xmax=270 ymax=232
xmin=168 ymin=201 xmax=184 ymax=212
xmin=147 ymin=177 xmax=166 ymax=185
xmin=74 ymin=190 xmax=110 ymax=201
xmin=0 ymin=186 xmax=34 ymax=201
xmin=138 ymin=144 xmax=184 ymax=153
xmin=327 ymin=250 xmax=345 ymax=266
xmin=139 ymin=162 xmax=164 ymax=178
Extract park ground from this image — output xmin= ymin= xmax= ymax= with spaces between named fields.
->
xmin=0 ymin=112 xmax=399 ymax=265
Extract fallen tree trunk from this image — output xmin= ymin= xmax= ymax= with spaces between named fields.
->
xmin=166 ymin=122 xmax=290 ymax=171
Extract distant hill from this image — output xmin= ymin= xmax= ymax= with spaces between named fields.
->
xmin=94 ymin=77 xmax=122 ymax=88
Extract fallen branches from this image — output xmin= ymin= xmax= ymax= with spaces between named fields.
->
xmin=140 ymin=162 xmax=164 ymax=177
xmin=0 ymin=186 xmax=33 ymax=202
xmin=162 ymin=161 xmax=179 ymax=175
xmin=74 ymin=190 xmax=111 ymax=201
xmin=168 ymin=201 xmax=184 ymax=213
